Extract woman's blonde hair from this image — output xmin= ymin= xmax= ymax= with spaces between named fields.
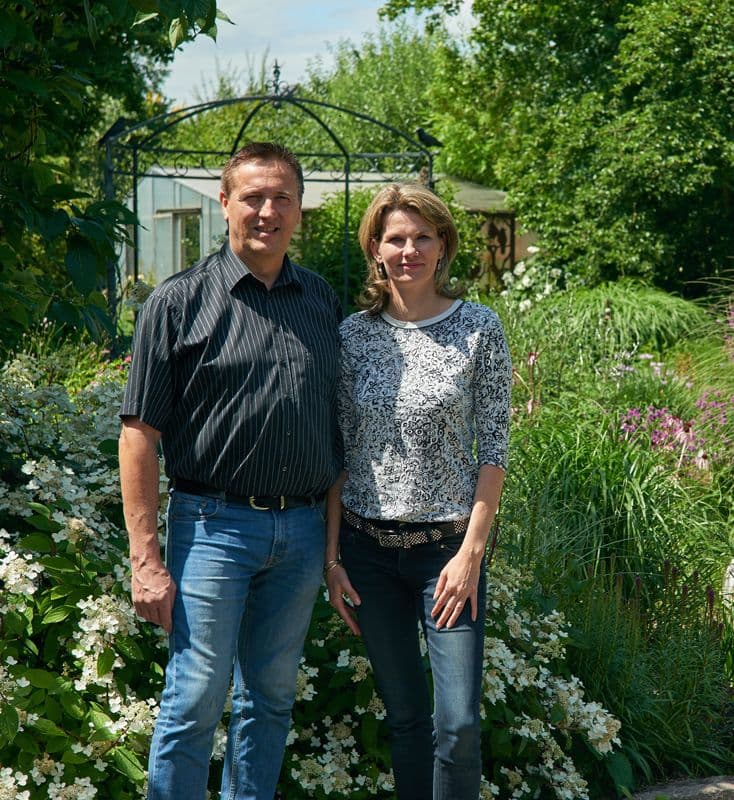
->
xmin=357 ymin=183 xmax=461 ymax=314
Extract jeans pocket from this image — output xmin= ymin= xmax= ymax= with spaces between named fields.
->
xmin=314 ymin=499 xmax=327 ymax=524
xmin=169 ymin=492 xmax=221 ymax=520
xmin=438 ymin=534 xmax=465 ymax=555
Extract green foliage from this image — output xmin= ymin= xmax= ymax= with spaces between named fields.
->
xmin=383 ymin=0 xmax=734 ymax=294
xmin=489 ymin=279 xmax=734 ymax=789
xmin=0 ymin=0 xmax=223 ymax=355
xmin=0 ymin=335 xmax=625 ymax=799
xmin=562 ymin=567 xmax=732 ymax=783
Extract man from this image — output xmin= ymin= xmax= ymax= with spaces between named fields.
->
xmin=119 ymin=142 xmax=342 ymax=800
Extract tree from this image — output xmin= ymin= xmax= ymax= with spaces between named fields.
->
xmin=382 ymin=0 xmax=734 ymax=294
xmin=0 ymin=0 xmax=224 ymax=351
xmin=169 ymin=21 xmax=449 ymax=174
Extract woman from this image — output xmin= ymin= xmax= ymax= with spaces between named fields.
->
xmin=325 ymin=183 xmax=512 ymax=799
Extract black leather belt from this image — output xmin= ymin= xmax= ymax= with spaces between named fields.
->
xmin=172 ymin=478 xmax=324 ymax=511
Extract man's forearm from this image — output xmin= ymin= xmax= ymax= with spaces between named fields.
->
xmin=119 ymin=419 xmax=176 ymax=631
xmin=119 ymin=420 xmax=163 ymax=568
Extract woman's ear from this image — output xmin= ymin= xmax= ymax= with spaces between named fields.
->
xmin=370 ymin=238 xmax=381 ymax=262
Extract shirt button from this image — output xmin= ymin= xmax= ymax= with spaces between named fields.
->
xmin=282 ymin=466 xmax=287 ymax=472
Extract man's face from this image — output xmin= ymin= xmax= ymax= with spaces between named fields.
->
xmin=220 ymin=158 xmax=302 ymax=274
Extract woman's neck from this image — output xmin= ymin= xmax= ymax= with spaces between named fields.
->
xmin=385 ymin=288 xmax=455 ymax=323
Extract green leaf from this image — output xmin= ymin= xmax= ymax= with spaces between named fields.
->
xmin=605 ymin=750 xmax=635 ymax=793
xmin=60 ymin=690 xmax=86 ymax=720
xmin=115 ymin=636 xmax=144 ymax=662
xmin=65 ymin=240 xmax=99 ymax=295
xmin=48 ymin=300 xmax=82 ymax=327
xmin=45 ymin=695 xmax=63 ymax=723
xmin=0 ymin=704 xmax=19 ymax=742
xmin=31 ymin=717 xmax=68 ymax=739
xmin=168 ymin=16 xmax=186 ymax=48
xmin=46 ymin=736 xmax=70 ymax=753
xmin=38 ymin=555 xmax=79 ymax=573
xmin=25 ymin=668 xmax=58 ymax=689
xmin=41 ymin=605 xmax=77 ymax=625
xmin=549 ymin=701 xmax=567 ymax=725
xmin=97 ymin=648 xmax=117 ymax=677
xmin=88 ymin=708 xmax=116 ymax=740
xmin=489 ymin=725 xmax=513 ymax=760
xmin=360 ymin=713 xmax=379 ymax=755
xmin=99 ymin=438 xmax=119 ymax=456
xmin=36 ymin=209 xmax=70 ymax=241
xmin=82 ymin=0 xmax=99 ymax=43
xmin=17 ymin=533 xmax=54 ymax=553
xmin=3 ymin=610 xmax=29 ymax=635
xmin=82 ymin=303 xmax=115 ymax=340
xmin=355 ymin=679 xmax=373 ymax=708
xmin=71 ymin=216 xmax=109 ymax=243
xmin=27 ymin=513 xmax=55 ymax=532
xmin=13 ymin=731 xmax=40 ymax=754
xmin=28 ymin=502 xmax=52 ymax=517
xmin=110 ymin=746 xmax=147 ymax=781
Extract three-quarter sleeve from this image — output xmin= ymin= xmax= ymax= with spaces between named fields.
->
xmin=337 ymin=335 xmax=359 ymax=457
xmin=473 ymin=314 xmax=512 ymax=470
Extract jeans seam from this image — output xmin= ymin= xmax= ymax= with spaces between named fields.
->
xmin=225 ymin=601 xmax=250 ymax=800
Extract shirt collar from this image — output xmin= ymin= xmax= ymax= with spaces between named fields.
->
xmin=220 ymin=241 xmax=302 ymax=292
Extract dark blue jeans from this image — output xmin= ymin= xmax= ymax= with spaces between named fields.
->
xmin=341 ymin=524 xmax=486 ymax=800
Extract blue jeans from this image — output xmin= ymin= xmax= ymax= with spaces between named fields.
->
xmin=341 ymin=524 xmax=486 ymax=800
xmin=147 ymin=491 xmax=326 ymax=800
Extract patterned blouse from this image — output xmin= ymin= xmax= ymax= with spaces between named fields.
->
xmin=339 ymin=299 xmax=512 ymax=522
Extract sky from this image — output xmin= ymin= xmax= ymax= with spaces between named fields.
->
xmin=161 ymin=0 xmax=473 ymax=106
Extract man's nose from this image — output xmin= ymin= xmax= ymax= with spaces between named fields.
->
xmin=259 ymin=198 xmax=277 ymax=216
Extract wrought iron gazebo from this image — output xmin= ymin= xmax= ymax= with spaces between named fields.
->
xmin=101 ymin=63 xmax=438 ymax=316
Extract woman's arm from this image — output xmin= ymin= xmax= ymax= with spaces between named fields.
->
xmin=324 ymin=471 xmax=362 ymax=636
xmin=430 ymin=463 xmax=505 ymax=630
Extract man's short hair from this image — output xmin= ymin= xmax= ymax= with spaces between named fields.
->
xmin=221 ymin=142 xmax=305 ymax=203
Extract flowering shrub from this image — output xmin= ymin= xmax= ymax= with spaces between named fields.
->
xmin=0 ymin=343 xmax=624 ymax=799
xmin=620 ymin=391 xmax=733 ymax=477
xmin=498 ymin=247 xmax=564 ymax=313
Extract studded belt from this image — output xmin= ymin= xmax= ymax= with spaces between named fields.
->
xmin=342 ymin=507 xmax=468 ymax=549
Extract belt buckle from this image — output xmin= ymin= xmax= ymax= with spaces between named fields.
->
xmin=249 ymin=496 xmax=271 ymax=511
xmin=248 ymin=495 xmax=287 ymax=511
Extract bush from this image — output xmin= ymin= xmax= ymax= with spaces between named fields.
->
xmin=0 ymin=335 xmax=625 ymax=799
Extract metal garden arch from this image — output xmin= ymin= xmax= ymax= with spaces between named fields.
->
xmin=102 ymin=63 xmax=438 ymax=317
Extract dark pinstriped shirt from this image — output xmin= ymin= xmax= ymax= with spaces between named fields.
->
xmin=120 ymin=242 xmax=342 ymax=496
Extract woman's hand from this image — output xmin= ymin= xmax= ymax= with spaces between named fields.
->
xmin=326 ymin=565 xmax=362 ymax=636
xmin=430 ymin=548 xmax=482 ymax=630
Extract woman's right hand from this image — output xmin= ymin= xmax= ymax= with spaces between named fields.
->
xmin=326 ymin=565 xmax=362 ymax=636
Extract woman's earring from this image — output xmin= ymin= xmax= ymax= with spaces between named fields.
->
xmin=434 ymin=255 xmax=448 ymax=284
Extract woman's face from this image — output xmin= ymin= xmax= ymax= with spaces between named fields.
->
xmin=371 ymin=208 xmax=445 ymax=293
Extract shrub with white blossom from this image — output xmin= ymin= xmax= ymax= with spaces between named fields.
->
xmin=0 ymin=340 xmax=623 ymax=799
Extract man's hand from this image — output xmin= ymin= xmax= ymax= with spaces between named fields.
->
xmin=131 ymin=562 xmax=177 ymax=633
